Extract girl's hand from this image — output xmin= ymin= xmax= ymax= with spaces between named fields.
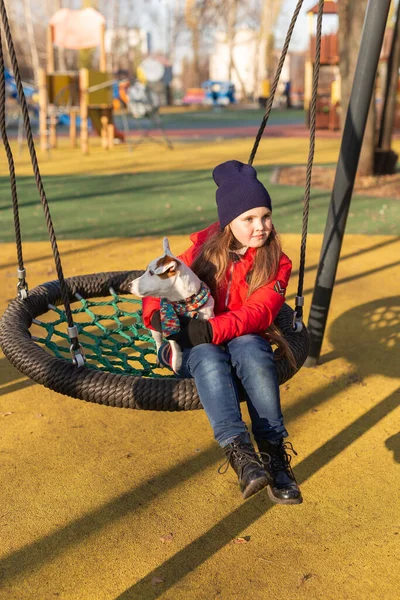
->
xmin=167 ymin=318 xmax=213 ymax=349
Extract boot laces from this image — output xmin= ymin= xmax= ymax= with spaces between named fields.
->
xmin=218 ymin=443 xmax=261 ymax=475
xmin=268 ymin=441 xmax=297 ymax=478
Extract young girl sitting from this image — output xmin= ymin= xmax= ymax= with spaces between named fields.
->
xmin=142 ymin=159 xmax=302 ymax=505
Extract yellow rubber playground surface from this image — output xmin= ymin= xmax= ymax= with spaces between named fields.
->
xmin=0 ymin=136 xmax=399 ymax=599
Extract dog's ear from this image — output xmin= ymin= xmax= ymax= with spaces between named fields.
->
xmin=163 ymin=237 xmax=173 ymax=257
xmin=154 ymin=257 xmax=179 ymax=275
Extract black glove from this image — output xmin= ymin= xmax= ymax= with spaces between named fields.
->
xmin=167 ymin=318 xmax=213 ymax=349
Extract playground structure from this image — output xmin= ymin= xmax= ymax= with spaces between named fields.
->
xmin=181 ymin=81 xmax=236 ymax=107
xmin=3 ymin=68 xmax=38 ymax=152
xmin=38 ymin=7 xmax=124 ymax=154
xmin=305 ymin=0 xmax=399 ymax=131
xmin=37 ymin=8 xmax=173 ymax=154
xmin=202 ymin=81 xmax=236 ymax=106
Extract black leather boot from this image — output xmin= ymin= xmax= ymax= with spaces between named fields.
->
xmin=219 ymin=433 xmax=271 ymax=500
xmin=257 ymin=439 xmax=303 ymax=505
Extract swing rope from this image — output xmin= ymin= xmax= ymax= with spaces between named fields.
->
xmin=248 ymin=0 xmax=306 ymax=165
xmin=0 ymin=22 xmax=25 ymax=290
xmin=249 ymin=0 xmax=325 ymax=329
xmin=297 ymin=0 xmax=324 ymax=318
xmin=0 ymin=0 xmax=84 ymax=364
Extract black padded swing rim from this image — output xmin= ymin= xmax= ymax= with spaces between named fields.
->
xmin=0 ymin=271 xmax=310 ymax=411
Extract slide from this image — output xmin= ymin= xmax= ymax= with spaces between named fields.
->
xmin=88 ymin=107 xmax=125 ymax=142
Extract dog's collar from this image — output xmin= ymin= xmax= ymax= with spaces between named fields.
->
xmin=160 ymin=282 xmax=211 ymax=336
xmin=180 ymin=282 xmax=210 ymax=309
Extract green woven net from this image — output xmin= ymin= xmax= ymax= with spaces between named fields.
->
xmin=30 ymin=288 xmax=169 ymax=377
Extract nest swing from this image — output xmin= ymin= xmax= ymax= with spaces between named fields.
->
xmin=0 ymin=0 xmax=325 ymax=411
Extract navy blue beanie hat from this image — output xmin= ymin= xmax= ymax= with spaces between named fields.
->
xmin=212 ymin=160 xmax=272 ymax=229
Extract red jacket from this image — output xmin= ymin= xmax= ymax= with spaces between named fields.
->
xmin=142 ymin=223 xmax=292 ymax=345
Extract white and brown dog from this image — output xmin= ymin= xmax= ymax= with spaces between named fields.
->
xmin=129 ymin=237 xmax=214 ymax=372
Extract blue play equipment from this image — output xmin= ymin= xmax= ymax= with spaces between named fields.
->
xmin=202 ymin=80 xmax=236 ymax=106
xmin=5 ymin=68 xmax=36 ymax=100
xmin=4 ymin=68 xmax=38 ymax=121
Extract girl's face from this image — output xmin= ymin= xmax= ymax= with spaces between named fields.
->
xmin=229 ymin=206 xmax=273 ymax=248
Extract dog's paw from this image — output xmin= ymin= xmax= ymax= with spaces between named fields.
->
xmin=170 ymin=341 xmax=182 ymax=373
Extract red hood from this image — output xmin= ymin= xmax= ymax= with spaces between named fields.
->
xmin=189 ymin=221 xmax=259 ymax=261
xmin=189 ymin=222 xmax=221 ymax=245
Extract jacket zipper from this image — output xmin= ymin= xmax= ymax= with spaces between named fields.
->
xmin=225 ymin=261 xmax=235 ymax=308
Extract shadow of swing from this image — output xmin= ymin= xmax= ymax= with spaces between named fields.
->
xmin=116 ymin=387 xmax=400 ymax=600
xmin=328 ymin=295 xmax=399 ymax=381
xmin=290 ymin=236 xmax=400 ymax=282
xmin=385 ymin=432 xmax=400 ymax=463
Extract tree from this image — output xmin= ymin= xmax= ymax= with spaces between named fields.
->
xmin=184 ymin=0 xmax=217 ymax=87
xmin=376 ymin=0 xmax=400 ymax=174
xmin=79 ymin=0 xmax=99 ymax=69
xmin=23 ymin=0 xmax=40 ymax=82
xmin=53 ymin=0 xmax=67 ymax=71
xmin=168 ymin=0 xmax=186 ymax=67
xmin=224 ymin=0 xmax=249 ymax=100
xmin=338 ymin=0 xmax=376 ymax=177
xmin=260 ymin=0 xmax=282 ymax=83
xmin=218 ymin=0 xmax=283 ymax=101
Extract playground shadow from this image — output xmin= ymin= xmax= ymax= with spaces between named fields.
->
xmin=328 ymin=295 xmax=399 ymax=380
xmin=0 ymin=172 xmax=213 ymax=212
xmin=0 ymin=356 xmax=34 ymax=396
xmin=116 ymin=387 xmax=399 ymax=599
xmin=0 ymin=239 xmax=110 ymax=271
xmin=0 ymin=296 xmax=398 ymax=589
xmin=0 ymin=166 xmax=332 ymax=215
xmin=290 ymin=236 xmax=400 ymax=280
xmin=385 ymin=432 xmax=400 ymax=463
xmin=287 ymin=261 xmax=400 ymax=306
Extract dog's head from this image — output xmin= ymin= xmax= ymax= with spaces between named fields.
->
xmin=129 ymin=237 xmax=182 ymax=299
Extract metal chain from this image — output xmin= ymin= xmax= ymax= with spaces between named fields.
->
xmin=0 ymin=0 xmax=83 ymax=359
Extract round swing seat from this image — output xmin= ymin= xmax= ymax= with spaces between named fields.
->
xmin=0 ymin=271 xmax=310 ymax=411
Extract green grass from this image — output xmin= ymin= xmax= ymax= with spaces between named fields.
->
xmin=0 ymin=166 xmax=398 ymax=243
xmin=154 ymin=108 xmax=306 ymax=128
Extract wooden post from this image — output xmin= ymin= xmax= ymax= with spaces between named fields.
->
xmin=107 ymin=123 xmax=115 ymax=149
xmin=49 ymin=111 xmax=57 ymax=148
xmin=304 ymin=59 xmax=313 ymax=112
xmin=47 ymin=25 xmax=55 ymax=73
xmin=38 ymin=68 xmax=48 ymax=152
xmin=99 ymin=22 xmax=107 ymax=72
xmin=100 ymin=115 xmax=109 ymax=149
xmin=70 ymin=108 xmax=77 ymax=148
xmin=79 ymin=68 xmax=89 ymax=155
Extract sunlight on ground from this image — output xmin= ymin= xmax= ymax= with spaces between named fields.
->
xmin=0 ymin=136 xmax=344 ymax=177
xmin=0 ymin=234 xmax=399 ymax=599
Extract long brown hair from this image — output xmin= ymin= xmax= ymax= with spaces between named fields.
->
xmin=191 ymin=225 xmax=297 ymax=369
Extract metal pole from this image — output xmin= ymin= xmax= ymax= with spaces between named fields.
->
xmin=305 ymin=0 xmax=391 ymax=366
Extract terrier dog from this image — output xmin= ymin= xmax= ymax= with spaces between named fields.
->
xmin=129 ymin=237 xmax=214 ymax=372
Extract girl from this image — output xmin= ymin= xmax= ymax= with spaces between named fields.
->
xmin=143 ymin=160 xmax=302 ymax=505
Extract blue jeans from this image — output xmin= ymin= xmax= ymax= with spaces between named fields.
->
xmin=176 ymin=334 xmax=288 ymax=447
